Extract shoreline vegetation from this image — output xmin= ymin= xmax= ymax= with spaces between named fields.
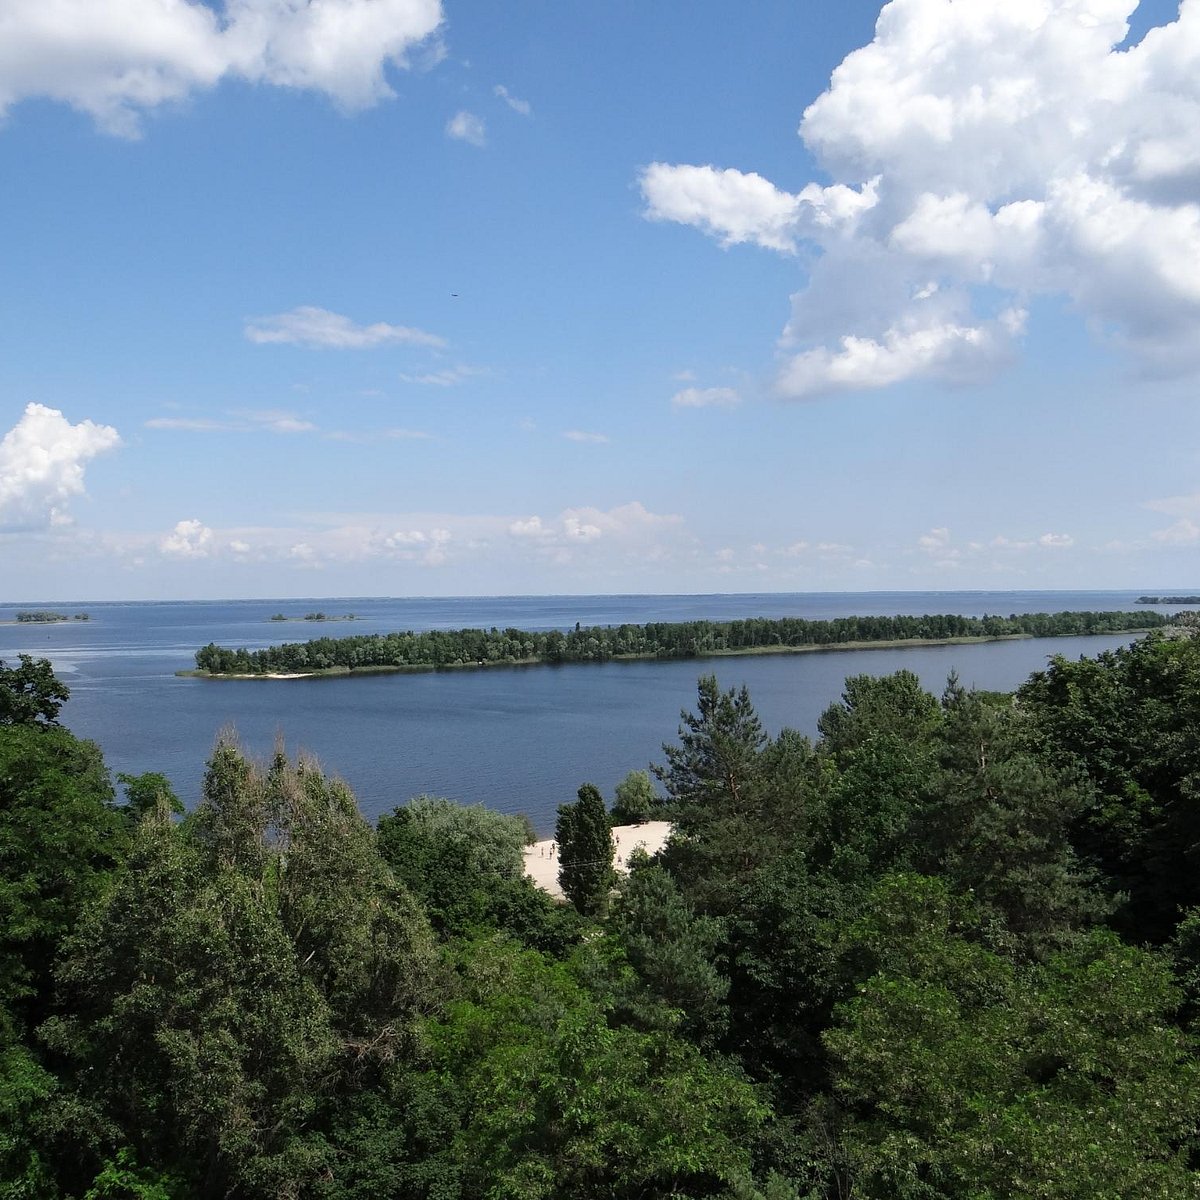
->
xmin=182 ymin=609 xmax=1168 ymax=679
xmin=1138 ymin=594 xmax=1200 ymax=604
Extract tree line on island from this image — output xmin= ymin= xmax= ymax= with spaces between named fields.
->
xmin=5 ymin=620 xmax=1200 ymax=1197
xmin=192 ymin=608 xmax=1166 ymax=676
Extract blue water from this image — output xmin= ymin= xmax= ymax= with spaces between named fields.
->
xmin=0 ymin=592 xmax=1185 ymax=833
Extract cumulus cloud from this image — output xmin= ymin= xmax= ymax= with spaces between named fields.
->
xmin=0 ymin=0 xmax=444 ymax=137
xmin=509 ymin=516 xmax=547 ymax=538
xmin=642 ymin=0 xmax=1200 ymax=395
xmin=494 ymin=84 xmax=530 ymax=116
xmin=508 ymin=501 xmax=683 ymax=552
xmin=381 ymin=526 xmax=450 ymax=565
xmin=0 ymin=403 xmax=120 ymax=529
xmin=245 ymin=306 xmax=445 ymax=349
xmin=160 ymin=518 xmax=213 ymax=558
xmin=446 ymin=110 xmax=485 ymax=146
xmin=671 ymin=386 xmax=742 ymax=409
xmin=563 ymin=430 xmax=610 ymax=443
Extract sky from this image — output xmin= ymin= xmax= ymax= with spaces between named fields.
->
xmin=1 ymin=0 xmax=1199 ymax=601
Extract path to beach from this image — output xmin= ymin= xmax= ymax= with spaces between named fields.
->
xmin=523 ymin=820 xmax=673 ymax=899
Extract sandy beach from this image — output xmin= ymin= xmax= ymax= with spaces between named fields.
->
xmin=523 ymin=819 xmax=673 ymax=899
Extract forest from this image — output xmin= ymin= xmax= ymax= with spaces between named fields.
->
xmin=4 ymin=619 xmax=1200 ymax=1198
xmin=191 ymin=608 xmax=1166 ymax=676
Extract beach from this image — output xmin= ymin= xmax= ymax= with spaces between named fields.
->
xmin=523 ymin=820 xmax=673 ymax=899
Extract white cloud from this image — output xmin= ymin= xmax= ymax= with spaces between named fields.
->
xmin=563 ymin=430 xmax=610 ymax=443
xmin=145 ymin=417 xmax=229 ymax=432
xmin=240 ymin=409 xmax=316 ymax=433
xmin=671 ymin=386 xmax=742 ymax=409
xmin=917 ymin=526 xmax=952 ymax=554
xmin=147 ymin=409 xmax=316 ymax=433
xmin=382 ymin=526 xmax=449 ymax=564
xmin=245 ymin=306 xmax=445 ymax=349
xmin=0 ymin=403 xmax=120 ymax=529
xmin=507 ymin=501 xmax=683 ymax=551
xmin=641 ymin=163 xmax=804 ymax=253
xmin=0 ymin=0 xmax=444 ymax=137
xmin=160 ymin=518 xmax=212 ymax=558
xmin=564 ymin=516 xmax=602 ymax=541
xmin=509 ymin=516 xmax=547 ymax=538
xmin=446 ymin=109 xmax=485 ymax=146
xmin=398 ymin=364 xmax=482 ymax=386
xmin=1037 ymin=532 xmax=1075 ymax=548
xmin=1152 ymin=518 xmax=1200 ymax=544
xmin=494 ymin=84 xmax=530 ymax=116
xmin=642 ymin=0 xmax=1200 ymax=393
xmin=779 ymin=308 xmax=1024 ymax=399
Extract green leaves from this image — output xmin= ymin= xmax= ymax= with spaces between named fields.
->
xmin=823 ymin=876 xmax=1200 ymax=1199
xmin=0 ymin=655 xmax=70 ymax=726
xmin=557 ymin=784 xmax=615 ymax=918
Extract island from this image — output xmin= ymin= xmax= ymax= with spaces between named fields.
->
xmin=1138 ymin=595 xmax=1200 ymax=604
xmin=267 ymin=612 xmax=358 ymax=622
xmin=182 ymin=608 xmax=1168 ymax=678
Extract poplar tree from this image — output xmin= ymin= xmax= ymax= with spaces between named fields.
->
xmin=556 ymin=784 xmax=614 ymax=917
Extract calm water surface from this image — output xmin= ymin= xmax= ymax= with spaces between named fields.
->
xmin=0 ymin=591 xmax=1187 ymax=832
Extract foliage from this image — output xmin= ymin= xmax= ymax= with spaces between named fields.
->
xmin=377 ymin=796 xmax=576 ymax=949
xmin=193 ymin=609 xmax=1167 ymax=675
xmin=556 ymin=784 xmax=615 ymax=917
xmin=610 ymin=768 xmax=658 ymax=825
xmin=9 ymin=641 xmax=1200 ymax=1196
xmin=1019 ymin=631 xmax=1200 ymax=942
xmin=426 ymin=938 xmax=767 ymax=1199
xmin=44 ymin=742 xmax=443 ymax=1197
xmin=607 ymin=855 xmax=730 ymax=1044
xmin=820 ymin=874 xmax=1200 ymax=1199
xmin=0 ymin=654 xmax=71 ymax=725
xmin=0 ymin=722 xmax=126 ymax=1030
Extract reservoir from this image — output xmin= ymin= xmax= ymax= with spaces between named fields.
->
xmin=0 ymin=590 xmax=1185 ymax=832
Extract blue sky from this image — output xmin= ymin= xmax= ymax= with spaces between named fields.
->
xmin=1 ymin=0 xmax=1198 ymax=600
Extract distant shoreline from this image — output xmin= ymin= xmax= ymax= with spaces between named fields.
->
xmin=177 ymin=628 xmax=1151 ymax=680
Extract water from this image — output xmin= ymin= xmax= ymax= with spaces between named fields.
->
xmin=0 ymin=592 xmax=1185 ymax=833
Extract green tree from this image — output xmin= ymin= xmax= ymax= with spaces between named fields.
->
xmin=610 ymin=769 xmax=657 ymax=825
xmin=607 ymin=854 xmax=729 ymax=1045
xmin=46 ymin=743 xmax=444 ymax=1198
xmin=655 ymin=675 xmax=767 ymax=829
xmin=0 ymin=655 xmax=70 ymax=726
xmin=917 ymin=685 xmax=1106 ymax=949
xmin=557 ymin=784 xmax=614 ymax=917
xmin=0 ymin=723 xmax=126 ymax=1030
xmin=1019 ymin=633 xmax=1200 ymax=942
xmin=817 ymin=874 xmax=1200 ymax=1199
xmin=378 ymin=796 xmax=575 ymax=949
xmin=426 ymin=938 xmax=766 ymax=1199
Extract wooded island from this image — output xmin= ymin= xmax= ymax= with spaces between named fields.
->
xmin=189 ymin=608 xmax=1168 ymax=676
